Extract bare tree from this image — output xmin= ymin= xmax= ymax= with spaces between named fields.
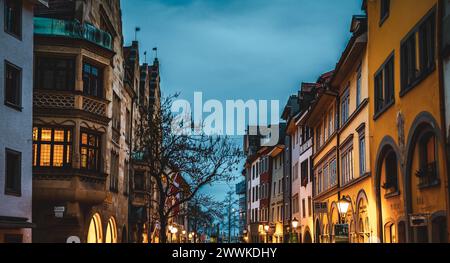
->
xmin=134 ymin=94 xmax=242 ymax=243
xmin=187 ymin=194 xmax=224 ymax=243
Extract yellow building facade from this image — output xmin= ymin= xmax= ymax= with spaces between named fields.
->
xmin=366 ymin=0 xmax=449 ymax=243
xmin=309 ymin=15 xmax=378 ymax=243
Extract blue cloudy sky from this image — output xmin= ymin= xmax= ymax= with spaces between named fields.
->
xmin=121 ymin=0 xmax=364 ymax=201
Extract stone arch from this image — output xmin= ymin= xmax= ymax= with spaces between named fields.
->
xmin=404 ymin=112 xmax=444 ymax=242
xmin=303 ymin=226 xmax=313 ymax=243
xmin=87 ymin=213 xmax=103 ymax=243
xmin=374 ymin=136 xmax=404 ymax=243
xmin=105 ymin=217 xmax=118 ymax=243
xmin=355 ymin=189 xmax=370 ymax=243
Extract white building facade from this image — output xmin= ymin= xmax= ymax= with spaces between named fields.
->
xmin=0 ymin=0 xmax=47 ymax=243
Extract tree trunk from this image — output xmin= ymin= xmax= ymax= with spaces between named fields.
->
xmin=159 ymin=215 xmax=168 ymax=243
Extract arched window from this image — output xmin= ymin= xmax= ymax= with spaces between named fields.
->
xmin=382 ymin=151 xmax=398 ymax=195
xmin=416 ymin=131 xmax=439 ymax=187
xmin=105 ymin=217 xmax=118 ymax=243
xmin=384 ymin=222 xmax=396 ymax=243
xmin=87 ymin=213 xmax=103 ymax=243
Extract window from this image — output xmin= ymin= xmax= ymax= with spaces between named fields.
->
xmin=255 ymin=185 xmax=258 ymax=200
xmin=4 ymin=0 xmax=21 ymax=38
xmin=302 ymin=199 xmax=306 ymax=218
xmin=35 ymin=57 xmax=75 ymax=91
xmin=401 ymin=11 xmax=436 ymax=94
xmin=316 ymin=124 xmax=322 ymax=150
xmin=5 ymin=148 xmax=21 ymax=195
xmin=110 ymin=151 xmax=119 ymax=191
xmin=292 ymin=195 xmax=299 ymax=214
xmin=308 ymin=196 xmax=312 ymax=217
xmin=341 ymin=88 xmax=350 ymax=125
xmin=328 ymin=109 xmax=334 ymax=136
xmin=123 ymin=161 xmax=129 ymax=194
xmin=112 ymin=92 xmax=121 ymax=131
xmin=4 ymin=61 xmax=21 ymax=109
xmin=330 ymin=158 xmax=337 ymax=187
xmin=273 ymin=182 xmax=276 ymax=195
xmin=33 ymin=127 xmax=72 ymax=168
xmin=359 ymin=130 xmax=367 ymax=176
xmin=341 ymin=146 xmax=354 ymax=186
xmin=83 ymin=63 xmax=103 ymax=98
xmin=80 ymin=130 xmax=101 ymax=171
xmin=383 ymin=151 xmax=399 ymax=195
xmin=125 ymin=109 xmax=131 ymax=143
xmin=380 ymin=0 xmax=390 ymax=25
xmin=300 ymin=160 xmax=308 ymax=187
xmin=374 ymin=55 xmax=394 ymax=115
xmin=293 ymin=162 xmax=299 ymax=181
xmin=417 ymin=131 xmax=439 ymax=187
xmin=134 ymin=171 xmax=145 ymax=191
xmin=356 ymin=65 xmax=362 ymax=106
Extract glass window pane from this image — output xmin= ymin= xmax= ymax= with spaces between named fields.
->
xmin=81 ymin=133 xmax=88 ymax=145
xmin=33 ymin=128 xmax=38 ymax=141
xmin=53 ymin=145 xmax=64 ymax=167
xmin=54 ymin=129 xmax=65 ymax=142
xmin=41 ymin=129 xmax=52 ymax=142
xmin=40 ymin=144 xmax=51 ymax=166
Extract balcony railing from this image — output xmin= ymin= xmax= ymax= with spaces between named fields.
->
xmin=34 ymin=90 xmax=108 ymax=119
xmin=415 ymin=161 xmax=440 ymax=188
xmin=34 ymin=17 xmax=113 ymax=50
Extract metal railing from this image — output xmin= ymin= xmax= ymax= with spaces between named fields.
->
xmin=34 ymin=17 xmax=113 ymax=50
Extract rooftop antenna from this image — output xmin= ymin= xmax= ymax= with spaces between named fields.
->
xmin=144 ymin=51 xmax=147 ymax=63
xmin=134 ymin=26 xmax=141 ymax=41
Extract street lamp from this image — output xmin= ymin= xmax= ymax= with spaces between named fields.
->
xmin=337 ymin=196 xmax=351 ymax=223
xmin=170 ymin=226 xmax=178 ymax=243
xmin=292 ymin=218 xmax=299 ymax=243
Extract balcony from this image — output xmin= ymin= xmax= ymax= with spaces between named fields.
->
xmin=34 ymin=17 xmax=113 ymax=51
xmin=34 ymin=90 xmax=109 ymax=124
xmin=33 ymin=167 xmax=107 ymax=205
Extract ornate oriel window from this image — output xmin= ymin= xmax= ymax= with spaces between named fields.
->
xmin=80 ymin=130 xmax=101 ymax=171
xmin=33 ymin=127 xmax=72 ymax=168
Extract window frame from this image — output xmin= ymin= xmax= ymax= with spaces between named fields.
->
xmin=4 ymin=0 xmax=22 ymax=40
xmin=374 ymin=52 xmax=395 ymax=119
xmin=379 ymin=0 xmax=390 ymax=27
xmin=400 ymin=8 xmax=436 ymax=96
xmin=5 ymin=148 xmax=21 ymax=196
xmin=80 ymin=129 xmax=102 ymax=172
xmin=83 ymin=62 xmax=104 ymax=98
xmin=33 ymin=126 xmax=73 ymax=168
xmin=35 ymin=56 xmax=76 ymax=91
xmin=4 ymin=60 xmax=22 ymax=111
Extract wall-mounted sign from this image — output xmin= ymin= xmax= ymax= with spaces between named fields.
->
xmin=314 ymin=202 xmax=327 ymax=214
xmin=54 ymin=206 xmax=65 ymax=218
xmin=334 ymin=224 xmax=349 ymax=243
xmin=410 ymin=214 xmax=429 ymax=227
